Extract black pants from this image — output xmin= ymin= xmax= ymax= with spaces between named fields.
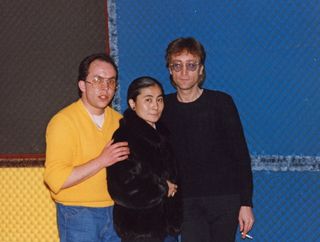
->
xmin=181 ymin=194 xmax=240 ymax=242
xmin=122 ymin=239 xmax=162 ymax=242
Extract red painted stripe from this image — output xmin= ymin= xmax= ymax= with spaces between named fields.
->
xmin=0 ymin=154 xmax=45 ymax=159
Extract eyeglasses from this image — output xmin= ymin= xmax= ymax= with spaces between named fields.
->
xmin=169 ymin=62 xmax=200 ymax=72
xmin=85 ymin=76 xmax=117 ymax=90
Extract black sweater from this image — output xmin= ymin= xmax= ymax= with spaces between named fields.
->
xmin=107 ymin=109 xmax=181 ymax=240
xmin=161 ymin=89 xmax=253 ymax=206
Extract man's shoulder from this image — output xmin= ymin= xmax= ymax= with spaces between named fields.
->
xmin=47 ymin=101 xmax=81 ymax=129
xmin=50 ymin=100 xmax=81 ymax=119
xmin=204 ymin=89 xmax=231 ymax=100
xmin=202 ymin=89 xmax=234 ymax=106
xmin=164 ymin=89 xmax=232 ymax=100
xmin=165 ymin=92 xmax=176 ymax=97
xmin=106 ymin=106 xmax=122 ymax=120
xmin=164 ymin=92 xmax=177 ymax=102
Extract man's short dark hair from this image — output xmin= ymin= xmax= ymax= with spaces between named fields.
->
xmin=165 ymin=37 xmax=206 ymax=67
xmin=165 ymin=37 xmax=206 ymax=86
xmin=77 ymin=53 xmax=118 ymax=96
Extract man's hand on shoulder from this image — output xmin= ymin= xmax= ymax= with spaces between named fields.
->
xmin=97 ymin=139 xmax=130 ymax=168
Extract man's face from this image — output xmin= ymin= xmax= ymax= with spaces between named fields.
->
xmin=169 ymin=51 xmax=204 ymax=91
xmin=79 ymin=60 xmax=117 ymax=115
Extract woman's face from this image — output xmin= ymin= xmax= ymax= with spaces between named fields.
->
xmin=129 ymin=85 xmax=164 ymax=128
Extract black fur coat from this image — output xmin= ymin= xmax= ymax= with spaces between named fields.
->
xmin=107 ymin=109 xmax=181 ymax=240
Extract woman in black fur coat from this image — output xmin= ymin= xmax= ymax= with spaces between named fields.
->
xmin=107 ymin=76 xmax=181 ymax=242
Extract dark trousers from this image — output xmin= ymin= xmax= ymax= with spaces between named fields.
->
xmin=122 ymin=239 xmax=162 ymax=242
xmin=122 ymin=235 xmax=178 ymax=242
xmin=181 ymin=194 xmax=240 ymax=242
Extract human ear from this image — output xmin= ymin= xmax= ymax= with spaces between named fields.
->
xmin=199 ymin=65 xmax=204 ymax=75
xmin=78 ymin=80 xmax=86 ymax=93
xmin=128 ymin=99 xmax=136 ymax=110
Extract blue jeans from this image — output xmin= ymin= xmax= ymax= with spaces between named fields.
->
xmin=56 ymin=203 xmax=120 ymax=242
xmin=164 ymin=235 xmax=180 ymax=242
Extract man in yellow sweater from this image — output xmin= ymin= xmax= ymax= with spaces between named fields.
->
xmin=44 ymin=53 xmax=130 ymax=242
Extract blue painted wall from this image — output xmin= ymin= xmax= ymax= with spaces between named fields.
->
xmin=112 ymin=0 xmax=319 ymax=156
xmin=249 ymin=171 xmax=320 ymax=242
xmin=108 ymin=1 xmax=320 ymax=241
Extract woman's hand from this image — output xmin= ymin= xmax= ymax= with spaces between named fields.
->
xmin=166 ymin=180 xmax=178 ymax=197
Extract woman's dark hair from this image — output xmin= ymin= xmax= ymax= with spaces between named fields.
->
xmin=127 ymin=76 xmax=164 ymax=107
xmin=77 ymin=53 xmax=118 ymax=96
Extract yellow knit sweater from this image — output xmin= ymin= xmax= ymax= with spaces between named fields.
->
xmin=44 ymin=99 xmax=122 ymax=207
